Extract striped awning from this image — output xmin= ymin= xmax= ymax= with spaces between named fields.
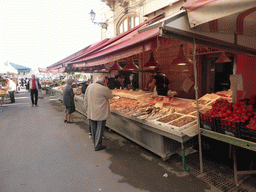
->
xmin=184 ymin=0 xmax=256 ymax=36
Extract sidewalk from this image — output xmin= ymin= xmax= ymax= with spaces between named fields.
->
xmin=0 ymin=90 xmax=239 ymax=192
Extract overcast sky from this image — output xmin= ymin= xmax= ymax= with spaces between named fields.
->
xmin=1 ymin=0 xmax=108 ymax=70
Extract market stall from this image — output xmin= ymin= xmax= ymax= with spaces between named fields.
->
xmin=53 ymin=83 xmax=234 ymax=166
xmin=0 ymin=77 xmax=8 ymax=110
xmin=135 ymin=0 xmax=256 ymax=184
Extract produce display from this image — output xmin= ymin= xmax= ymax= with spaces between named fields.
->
xmin=200 ymin=98 xmax=256 ymax=142
xmin=110 ymin=90 xmax=198 ymax=130
xmin=169 ymin=116 xmax=197 ymax=128
xmin=157 ymin=113 xmax=182 ymax=123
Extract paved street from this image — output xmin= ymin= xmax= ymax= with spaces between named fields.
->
xmin=1 ymin=89 xmax=221 ymax=192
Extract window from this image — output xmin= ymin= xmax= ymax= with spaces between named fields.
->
xmin=124 ymin=19 xmax=128 ymax=32
xmin=117 ymin=14 xmax=140 ymax=35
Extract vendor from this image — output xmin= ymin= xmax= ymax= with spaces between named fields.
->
xmin=114 ymin=75 xmax=123 ymax=89
xmin=143 ymin=73 xmax=154 ymax=91
xmin=150 ymin=71 xmax=171 ymax=96
xmin=126 ymin=73 xmax=139 ymax=90
xmin=4 ymin=78 xmax=16 ymax=103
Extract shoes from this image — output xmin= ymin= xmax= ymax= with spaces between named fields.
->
xmin=95 ymin=145 xmax=107 ymax=151
xmin=89 ymin=133 xmax=92 ymax=139
xmin=35 ymin=104 xmax=38 ymax=107
xmin=64 ymin=120 xmax=67 ymax=123
xmin=32 ymin=104 xmax=34 ymax=107
xmin=66 ymin=121 xmax=74 ymax=124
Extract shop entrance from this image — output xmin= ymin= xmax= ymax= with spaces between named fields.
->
xmin=202 ymin=54 xmax=233 ymax=95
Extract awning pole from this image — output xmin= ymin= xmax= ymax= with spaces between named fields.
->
xmin=192 ymin=38 xmax=203 ymax=174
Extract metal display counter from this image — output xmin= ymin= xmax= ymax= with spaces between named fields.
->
xmin=106 ymin=110 xmax=198 ymax=163
xmin=200 ymin=128 xmax=256 ymax=185
xmin=51 ymin=91 xmax=198 ymax=168
xmin=74 ymin=94 xmax=198 ymax=169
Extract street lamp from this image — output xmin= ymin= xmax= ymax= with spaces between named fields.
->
xmin=89 ymin=9 xmax=108 ymax=30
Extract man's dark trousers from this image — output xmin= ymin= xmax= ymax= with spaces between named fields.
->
xmin=30 ymin=89 xmax=38 ymax=105
xmin=9 ymin=91 xmax=15 ymax=103
xmin=89 ymin=119 xmax=106 ymax=150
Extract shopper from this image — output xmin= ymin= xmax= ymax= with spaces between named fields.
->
xmin=26 ymin=74 xmax=41 ymax=107
xmin=84 ymin=74 xmax=113 ymax=151
xmin=63 ymin=79 xmax=76 ymax=123
xmin=150 ymin=71 xmax=171 ymax=96
xmin=4 ymin=78 xmax=16 ymax=103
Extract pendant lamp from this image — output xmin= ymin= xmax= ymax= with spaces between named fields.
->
xmin=172 ymin=45 xmax=192 ymax=65
xmin=110 ymin=61 xmax=122 ymax=70
xmin=144 ymin=52 xmax=159 ymax=69
xmin=123 ymin=59 xmax=138 ymax=70
xmin=215 ymin=52 xmax=232 ymax=63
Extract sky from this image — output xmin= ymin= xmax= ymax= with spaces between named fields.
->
xmin=1 ymin=0 xmax=108 ymax=70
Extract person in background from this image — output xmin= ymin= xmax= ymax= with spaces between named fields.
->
xmin=21 ymin=78 xmax=24 ymax=87
xmin=25 ymin=78 xmax=28 ymax=86
xmin=4 ymin=78 xmax=16 ymax=103
xmin=107 ymin=77 xmax=116 ymax=90
xmin=150 ymin=71 xmax=171 ymax=96
xmin=126 ymin=73 xmax=139 ymax=90
xmin=74 ymin=74 xmax=79 ymax=85
xmin=84 ymin=74 xmax=113 ymax=151
xmin=63 ymin=79 xmax=76 ymax=123
xmin=114 ymin=75 xmax=122 ymax=89
xmin=26 ymin=74 xmax=41 ymax=107
xmin=143 ymin=73 xmax=154 ymax=91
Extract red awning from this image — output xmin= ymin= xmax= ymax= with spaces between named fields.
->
xmin=47 ymin=39 xmax=109 ymax=70
xmin=69 ymin=14 xmax=163 ymax=65
xmin=38 ymin=68 xmax=49 ymax=73
xmin=71 ymin=27 xmax=160 ymax=68
xmin=184 ymin=0 xmax=256 ymax=36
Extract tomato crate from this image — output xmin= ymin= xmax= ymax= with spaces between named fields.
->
xmin=216 ymin=118 xmax=242 ymax=137
xmin=199 ymin=113 xmax=218 ymax=132
xmin=240 ymin=126 xmax=256 ymax=142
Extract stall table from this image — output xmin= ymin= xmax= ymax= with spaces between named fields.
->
xmin=50 ymin=89 xmax=199 ymax=169
xmin=0 ymin=92 xmax=8 ymax=111
xmin=200 ymin=128 xmax=256 ymax=185
xmin=74 ymin=94 xmax=198 ymax=169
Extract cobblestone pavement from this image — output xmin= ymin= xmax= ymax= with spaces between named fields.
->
xmin=1 ymin=90 xmax=223 ymax=192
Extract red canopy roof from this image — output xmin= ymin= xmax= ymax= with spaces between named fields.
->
xmin=47 ymin=39 xmax=109 ymax=70
xmin=71 ymin=27 xmax=160 ymax=68
xmin=69 ymin=14 xmax=163 ymax=65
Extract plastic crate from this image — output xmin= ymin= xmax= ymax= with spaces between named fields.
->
xmin=199 ymin=113 xmax=218 ymax=132
xmin=240 ymin=126 xmax=256 ymax=142
xmin=216 ymin=118 xmax=241 ymax=137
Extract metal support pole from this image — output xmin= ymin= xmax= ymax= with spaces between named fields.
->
xmin=193 ymin=38 xmax=203 ymax=174
xmin=181 ymin=141 xmax=189 ymax=171
xmin=233 ymin=146 xmax=238 ymax=186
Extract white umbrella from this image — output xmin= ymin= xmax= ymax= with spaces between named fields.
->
xmin=0 ymin=63 xmax=18 ymax=74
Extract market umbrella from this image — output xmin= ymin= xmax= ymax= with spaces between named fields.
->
xmin=0 ymin=63 xmax=18 ymax=74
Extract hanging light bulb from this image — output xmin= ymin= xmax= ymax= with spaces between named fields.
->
xmin=110 ymin=61 xmax=122 ymax=70
xmin=215 ymin=52 xmax=232 ymax=63
xmin=123 ymin=59 xmax=138 ymax=70
xmin=144 ymin=52 xmax=159 ymax=69
xmin=172 ymin=45 xmax=192 ymax=65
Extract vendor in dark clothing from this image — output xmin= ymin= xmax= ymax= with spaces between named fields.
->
xmin=114 ymin=75 xmax=123 ymax=89
xmin=150 ymin=72 xmax=171 ymax=96
xmin=125 ymin=73 xmax=139 ymax=90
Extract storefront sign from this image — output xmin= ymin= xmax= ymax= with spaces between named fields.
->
xmin=189 ymin=45 xmax=221 ymax=55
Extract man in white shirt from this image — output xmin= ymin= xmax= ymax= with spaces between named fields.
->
xmin=5 ymin=78 xmax=16 ymax=103
xmin=84 ymin=74 xmax=113 ymax=151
